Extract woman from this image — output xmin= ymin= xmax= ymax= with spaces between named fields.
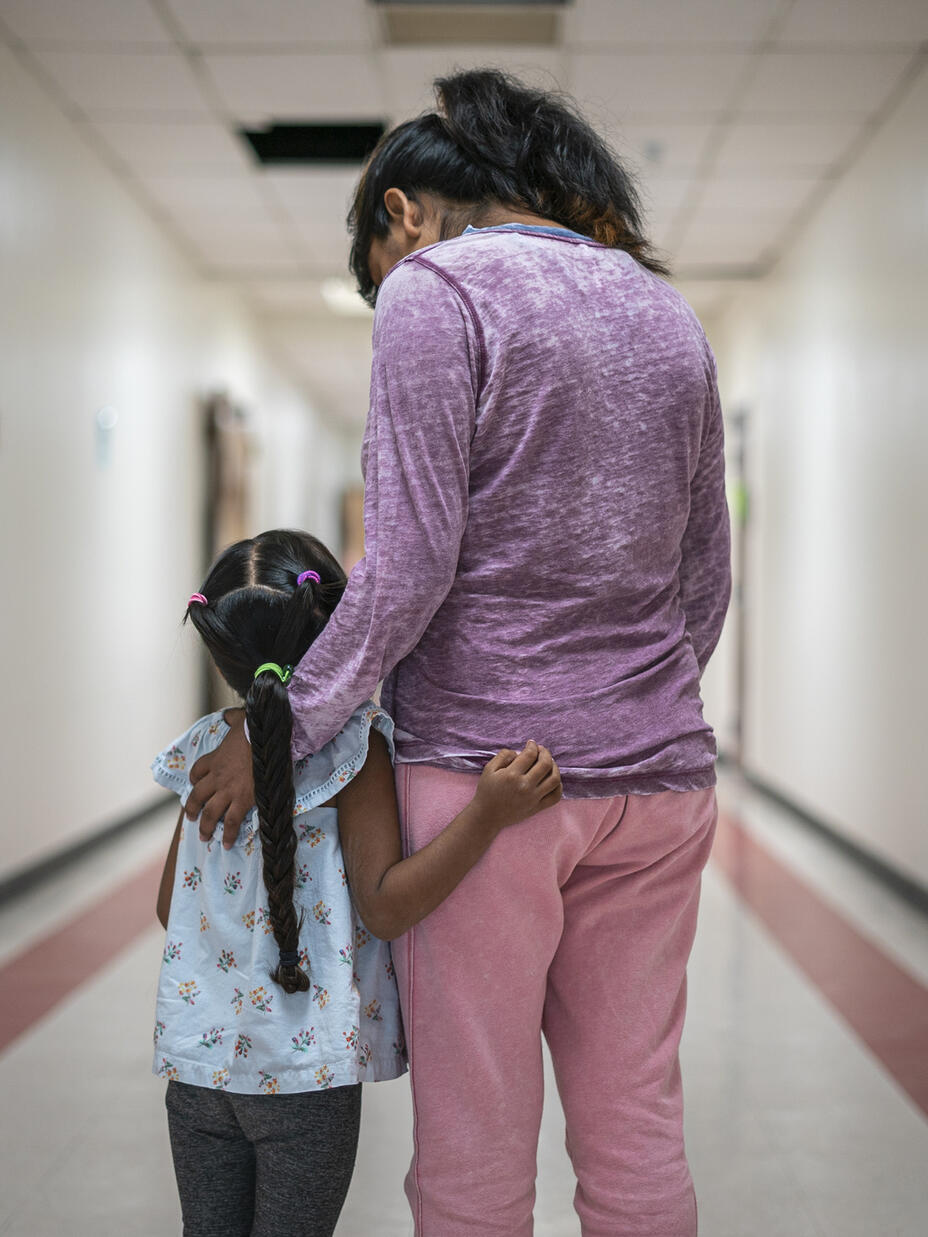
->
xmin=184 ymin=69 xmax=731 ymax=1236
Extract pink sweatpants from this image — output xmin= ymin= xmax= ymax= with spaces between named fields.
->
xmin=391 ymin=764 xmax=718 ymax=1237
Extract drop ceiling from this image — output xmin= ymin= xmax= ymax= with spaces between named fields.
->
xmin=0 ymin=0 xmax=925 ymax=423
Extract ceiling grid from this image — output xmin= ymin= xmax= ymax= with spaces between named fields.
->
xmin=1 ymin=0 xmax=925 ymax=419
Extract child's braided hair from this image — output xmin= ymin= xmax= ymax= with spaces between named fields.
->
xmin=185 ymin=529 xmax=347 ymax=994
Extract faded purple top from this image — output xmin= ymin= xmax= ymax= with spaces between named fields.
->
xmin=289 ymin=225 xmax=731 ymax=797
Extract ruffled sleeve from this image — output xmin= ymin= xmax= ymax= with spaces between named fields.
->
xmin=150 ymin=711 xmax=229 ymax=807
xmin=292 ymin=702 xmax=395 ymax=816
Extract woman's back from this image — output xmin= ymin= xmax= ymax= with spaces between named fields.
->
xmin=376 ymin=225 xmax=730 ymax=794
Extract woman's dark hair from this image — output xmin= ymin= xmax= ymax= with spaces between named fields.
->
xmin=185 ymin=529 xmax=347 ymax=995
xmin=349 ymin=66 xmax=669 ymax=305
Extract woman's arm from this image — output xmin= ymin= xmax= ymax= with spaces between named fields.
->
xmin=184 ymin=262 xmax=479 ymax=845
xmin=156 ymin=810 xmax=184 ymax=929
xmin=337 ymin=734 xmax=561 ymax=941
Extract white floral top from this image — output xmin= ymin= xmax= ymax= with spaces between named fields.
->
xmin=151 ymin=702 xmax=407 ymax=1095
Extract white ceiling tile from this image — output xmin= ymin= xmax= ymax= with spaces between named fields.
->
xmin=697 ymin=175 xmax=822 ymax=213
xmin=263 ymin=168 xmax=359 ymax=217
xmin=564 ymin=0 xmax=782 ymax=47
xmin=174 ymin=216 xmax=301 ymax=270
xmin=673 ymin=279 xmax=748 ymax=320
xmin=637 ymin=174 xmax=695 ymax=215
xmin=778 ymin=0 xmax=928 ymax=46
xmin=263 ymin=169 xmax=358 ymax=261
xmin=738 ymin=50 xmax=912 ymax=116
xmin=165 ymin=0 xmax=374 ymax=47
xmin=134 ymin=171 xmax=272 ymax=219
xmin=31 ymin=48 xmax=211 ymax=115
xmin=247 ymin=279 xmax=330 ymax=314
xmin=672 ymin=231 xmax=769 ymax=269
xmin=382 ymin=47 xmax=565 ymax=118
xmin=90 ymin=119 xmax=253 ymax=173
xmin=0 ymin=0 xmax=171 ymax=45
xmin=569 ymin=51 xmax=751 ymax=119
xmin=713 ymin=120 xmax=863 ymax=172
xmin=203 ymin=51 xmax=385 ymax=123
xmin=616 ymin=122 xmax=715 ymax=173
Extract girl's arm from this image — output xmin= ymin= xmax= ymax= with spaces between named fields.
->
xmin=336 ymin=734 xmax=561 ymax=941
xmin=156 ymin=810 xmax=184 ymax=929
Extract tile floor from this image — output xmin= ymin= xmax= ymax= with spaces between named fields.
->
xmin=1 ymin=775 xmax=926 ymax=1236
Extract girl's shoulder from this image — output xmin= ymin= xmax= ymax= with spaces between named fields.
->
xmin=151 ymin=710 xmax=230 ymax=803
xmin=150 ymin=702 xmax=395 ymax=818
xmin=292 ymin=701 xmax=395 ymax=816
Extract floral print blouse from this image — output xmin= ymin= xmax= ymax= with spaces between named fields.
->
xmin=151 ymin=702 xmax=406 ymax=1095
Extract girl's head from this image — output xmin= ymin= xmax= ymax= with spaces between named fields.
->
xmin=349 ymin=67 xmax=668 ymax=306
xmin=186 ymin=529 xmax=347 ymax=995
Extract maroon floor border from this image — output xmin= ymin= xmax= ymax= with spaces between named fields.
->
xmin=713 ymin=811 xmax=928 ymax=1118
xmin=2 ymin=819 xmax=927 ymax=1124
xmin=0 ymin=857 xmax=163 ymax=1055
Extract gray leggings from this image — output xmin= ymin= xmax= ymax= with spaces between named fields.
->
xmin=165 ymin=1079 xmax=362 ymax=1237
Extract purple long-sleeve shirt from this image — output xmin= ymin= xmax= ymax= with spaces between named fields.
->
xmin=289 ymin=224 xmax=731 ymax=797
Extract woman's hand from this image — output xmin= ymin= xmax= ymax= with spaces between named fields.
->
xmin=471 ymin=740 xmax=562 ymax=833
xmin=184 ymin=708 xmax=255 ymax=848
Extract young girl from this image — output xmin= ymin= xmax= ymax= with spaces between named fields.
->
xmin=152 ymin=528 xmax=561 ymax=1237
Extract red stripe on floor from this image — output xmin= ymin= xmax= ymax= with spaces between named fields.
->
xmin=0 ymin=856 xmax=163 ymax=1055
xmin=713 ymin=811 xmax=928 ymax=1117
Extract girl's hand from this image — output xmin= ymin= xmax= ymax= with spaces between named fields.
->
xmin=471 ymin=740 xmax=562 ymax=833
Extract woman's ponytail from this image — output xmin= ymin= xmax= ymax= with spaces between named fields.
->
xmin=349 ymin=67 xmax=668 ymax=304
xmin=435 ymin=69 xmax=669 ymax=276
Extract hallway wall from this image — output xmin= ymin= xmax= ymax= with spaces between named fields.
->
xmin=704 ymin=57 xmax=928 ymax=887
xmin=0 ymin=44 xmax=353 ymax=881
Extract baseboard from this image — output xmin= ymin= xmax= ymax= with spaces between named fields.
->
xmin=0 ymin=794 xmax=174 ymax=906
xmin=727 ymin=760 xmax=928 ymax=917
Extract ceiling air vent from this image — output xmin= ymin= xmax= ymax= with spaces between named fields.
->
xmin=240 ymin=122 xmax=387 ymax=166
xmin=371 ymin=1 xmax=571 ymax=47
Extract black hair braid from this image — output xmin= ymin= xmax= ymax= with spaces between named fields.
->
xmin=245 ymin=670 xmax=309 ymax=995
xmin=184 ymin=530 xmax=349 ymax=997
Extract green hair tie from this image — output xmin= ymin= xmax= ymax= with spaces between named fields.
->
xmin=254 ymin=662 xmax=293 ymax=685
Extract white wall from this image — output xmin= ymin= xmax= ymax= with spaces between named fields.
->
xmin=704 ymin=60 xmax=928 ymax=887
xmin=0 ymin=44 xmax=352 ymax=880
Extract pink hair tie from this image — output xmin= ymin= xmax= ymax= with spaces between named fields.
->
xmin=297 ymin=570 xmax=321 ymax=587
xmin=188 ymin=593 xmax=208 ymax=606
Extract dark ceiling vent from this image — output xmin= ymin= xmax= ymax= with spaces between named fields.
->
xmin=240 ymin=122 xmax=387 ymax=166
xmin=372 ymin=0 xmax=570 ymax=46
